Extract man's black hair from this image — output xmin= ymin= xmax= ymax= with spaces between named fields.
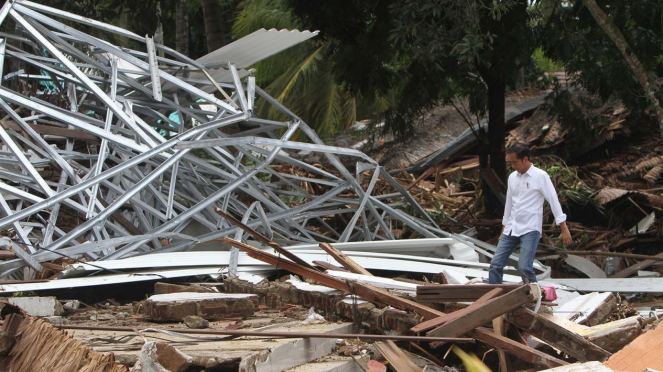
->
xmin=506 ymin=143 xmax=530 ymax=160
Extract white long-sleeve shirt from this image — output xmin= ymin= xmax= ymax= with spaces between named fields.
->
xmin=502 ymin=165 xmax=566 ymax=236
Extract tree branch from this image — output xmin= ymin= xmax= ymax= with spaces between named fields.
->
xmin=582 ymin=0 xmax=663 ymax=135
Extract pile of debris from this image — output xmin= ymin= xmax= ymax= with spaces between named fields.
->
xmin=0 ymin=1 xmax=660 ymax=371
xmin=0 ymin=221 xmax=661 ymax=371
xmin=0 ymin=0 xmax=444 ymax=284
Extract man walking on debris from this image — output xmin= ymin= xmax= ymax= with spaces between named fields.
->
xmin=489 ymin=143 xmax=572 ymax=284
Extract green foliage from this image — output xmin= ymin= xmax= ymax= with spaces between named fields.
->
xmin=543 ymin=160 xmax=605 ymax=222
xmin=536 ymin=0 xmax=663 ymax=125
xmin=288 ymin=0 xmax=538 ymax=143
xmin=233 ymin=0 xmax=362 ymax=139
xmin=12 ymin=291 xmax=36 ymax=297
xmin=533 ymin=48 xmax=564 ymax=73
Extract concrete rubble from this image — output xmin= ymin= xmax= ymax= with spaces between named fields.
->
xmin=135 ymin=292 xmax=258 ymax=321
xmin=0 ymin=1 xmax=659 ymax=372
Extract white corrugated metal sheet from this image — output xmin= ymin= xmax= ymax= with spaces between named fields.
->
xmin=0 ymin=267 xmax=224 ymax=294
xmin=163 ymin=28 xmax=318 ymax=89
xmin=546 ymin=278 xmax=663 ymax=293
xmin=197 ymin=28 xmax=319 ymax=69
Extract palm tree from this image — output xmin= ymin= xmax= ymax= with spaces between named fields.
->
xmin=233 ymin=0 xmax=371 ymax=140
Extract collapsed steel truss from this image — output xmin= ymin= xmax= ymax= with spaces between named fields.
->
xmin=0 ymin=0 xmax=444 ymax=279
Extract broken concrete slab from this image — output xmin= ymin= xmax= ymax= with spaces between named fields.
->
xmin=183 ymin=315 xmax=209 ymax=329
xmin=132 ymin=342 xmax=193 ymax=372
xmin=135 ymin=293 xmax=258 ymax=321
xmin=7 ymin=297 xmax=64 ymax=317
xmin=63 ymin=299 xmax=80 ymax=313
xmin=285 ymin=356 xmax=364 ymax=372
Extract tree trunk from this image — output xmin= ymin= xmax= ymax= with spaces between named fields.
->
xmin=482 ymin=79 xmax=508 ymax=218
xmin=201 ymin=0 xmax=225 ymax=53
xmin=176 ymin=0 xmax=189 ymax=56
xmin=582 ymin=0 xmax=663 ymax=135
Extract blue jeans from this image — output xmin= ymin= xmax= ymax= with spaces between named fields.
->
xmin=489 ymin=230 xmax=541 ymax=284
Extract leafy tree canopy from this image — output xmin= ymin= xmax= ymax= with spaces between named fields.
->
xmin=538 ymin=0 xmax=663 ymax=122
xmin=287 ymin=0 xmax=536 ymax=139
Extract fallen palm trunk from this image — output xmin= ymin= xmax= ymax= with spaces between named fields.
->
xmin=4 ymin=314 xmax=128 ymax=372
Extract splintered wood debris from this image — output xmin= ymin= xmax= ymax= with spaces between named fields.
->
xmin=0 ymin=2 xmax=660 ymax=372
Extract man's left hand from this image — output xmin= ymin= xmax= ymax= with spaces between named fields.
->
xmin=560 ymin=223 xmax=572 ymax=247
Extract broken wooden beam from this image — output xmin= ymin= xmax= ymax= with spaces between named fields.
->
xmin=215 ymin=208 xmax=319 ymax=271
xmin=492 ymin=316 xmax=509 ymax=372
xmin=611 ymin=251 xmax=663 ymax=278
xmin=411 ymin=287 xmax=505 ymax=334
xmin=506 ymin=307 xmax=612 ymax=362
xmin=1 ymin=119 xmax=99 ymax=143
xmin=374 ymin=340 xmax=423 ymax=372
xmin=319 ymin=242 xmax=373 ymax=276
xmin=0 ymin=251 xmax=17 ymax=260
xmin=426 ymin=284 xmax=537 ymax=339
xmin=312 ymin=260 xmax=349 ymax=272
xmin=221 ymin=238 xmax=446 ymax=320
xmin=416 ymin=284 xmax=521 ymax=303
xmin=469 ymin=327 xmax=568 ymax=369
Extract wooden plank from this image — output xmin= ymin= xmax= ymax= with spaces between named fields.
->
xmin=506 ymin=307 xmax=611 ymax=362
xmin=215 ymin=209 xmax=319 ymax=271
xmin=312 ymin=260 xmax=348 ymax=272
xmin=426 ymin=284 xmax=536 ymax=338
xmin=417 ymin=284 xmax=521 ymax=291
xmin=0 ymin=251 xmax=17 ymax=259
xmin=411 ymin=287 xmax=504 ymax=334
xmin=374 ymin=340 xmax=422 ymax=372
xmin=492 ymin=317 xmax=508 ymax=372
xmin=416 ymin=284 xmax=520 ymax=303
xmin=222 ymin=238 xmax=447 ymax=321
xmin=319 ymin=242 xmax=373 ymax=276
xmin=611 ymin=251 xmax=663 ymax=278
xmin=469 ymin=327 xmax=568 ymax=369
xmin=1 ymin=120 xmax=99 ymax=143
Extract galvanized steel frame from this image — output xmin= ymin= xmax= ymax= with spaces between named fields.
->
xmin=0 ymin=0 xmax=444 ymax=279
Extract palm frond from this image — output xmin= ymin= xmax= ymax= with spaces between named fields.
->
xmin=232 ymin=0 xmax=299 ymax=38
xmin=255 ymin=45 xmax=324 ymax=121
xmin=340 ymin=93 xmax=357 ymax=131
xmin=310 ymin=71 xmax=341 ymax=137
